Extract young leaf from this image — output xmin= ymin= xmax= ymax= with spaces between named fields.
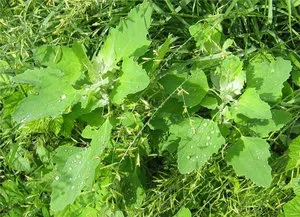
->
xmin=247 ymin=57 xmax=292 ymax=102
xmin=231 ymin=88 xmax=272 ymax=120
xmin=12 ymin=68 xmax=79 ymax=123
xmin=286 ymin=135 xmax=300 ymax=171
xmin=211 ymin=56 xmax=245 ymax=102
xmin=50 ymin=120 xmax=112 ymax=211
xmin=226 ymin=136 xmax=272 ymax=187
xmin=189 ymin=16 xmax=222 ymax=54
xmin=170 ymin=117 xmax=225 ymax=174
xmin=110 ymin=57 xmax=150 ymax=104
xmin=95 ymin=2 xmax=152 ymax=74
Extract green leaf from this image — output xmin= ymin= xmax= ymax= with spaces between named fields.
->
xmin=50 ymin=120 xmax=112 ymax=212
xmin=286 ymin=136 xmax=300 ymax=171
xmin=200 ymin=94 xmax=218 ymax=110
xmin=211 ymin=56 xmax=245 ymax=102
xmin=283 ymin=195 xmax=300 ymax=217
xmin=174 ymin=207 xmax=192 ymax=217
xmin=237 ymin=109 xmax=292 ymax=138
xmin=292 ymin=70 xmax=300 ymax=86
xmin=144 ymin=35 xmax=173 ymax=73
xmin=110 ymin=57 xmax=150 ymax=104
xmin=231 ymin=88 xmax=272 ymax=120
xmin=247 ymin=57 xmax=292 ymax=102
xmin=286 ymin=177 xmax=300 ymax=195
xmin=95 ymin=2 xmax=152 ymax=73
xmin=226 ymin=136 xmax=272 ymax=187
xmin=160 ymin=64 xmax=209 ymax=107
xmin=189 ymin=16 xmax=222 ymax=54
xmin=12 ymin=68 xmax=78 ymax=123
xmin=33 ymin=45 xmax=83 ymax=82
xmin=170 ymin=117 xmax=225 ymax=174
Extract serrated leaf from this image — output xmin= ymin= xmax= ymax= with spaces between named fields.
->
xmin=160 ymin=64 xmax=209 ymax=107
xmin=286 ymin=136 xmax=300 ymax=171
xmin=95 ymin=2 xmax=152 ymax=73
xmin=247 ymin=57 xmax=292 ymax=102
xmin=110 ymin=57 xmax=150 ymax=104
xmin=170 ymin=117 xmax=225 ymax=174
xmin=231 ymin=88 xmax=272 ymax=120
xmin=226 ymin=136 xmax=272 ymax=187
xmin=12 ymin=68 xmax=79 ymax=123
xmin=211 ymin=56 xmax=245 ymax=102
xmin=237 ymin=109 xmax=292 ymax=138
xmin=50 ymin=120 xmax=112 ymax=212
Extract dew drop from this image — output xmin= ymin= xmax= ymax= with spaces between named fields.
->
xmin=207 ymin=136 xmax=211 ymax=140
xmin=203 ymin=122 xmax=208 ymax=127
xmin=76 ymin=154 xmax=82 ymax=159
xmin=61 ymin=94 xmax=67 ymax=100
xmin=71 ymin=185 xmax=75 ymax=190
xmin=187 ymin=156 xmax=191 ymax=160
xmin=55 ymin=176 xmax=59 ymax=180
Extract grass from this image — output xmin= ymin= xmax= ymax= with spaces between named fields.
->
xmin=0 ymin=0 xmax=299 ymax=216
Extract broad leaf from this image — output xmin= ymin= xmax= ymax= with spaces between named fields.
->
xmin=231 ymin=88 xmax=272 ymax=120
xmin=50 ymin=120 xmax=112 ymax=211
xmin=160 ymin=64 xmax=209 ymax=107
xmin=12 ymin=68 xmax=79 ymax=123
xmin=170 ymin=117 xmax=225 ymax=174
xmin=33 ymin=45 xmax=83 ymax=82
xmin=247 ymin=57 xmax=292 ymax=102
xmin=95 ymin=2 xmax=152 ymax=74
xmin=286 ymin=135 xmax=300 ymax=171
xmin=110 ymin=57 xmax=150 ymax=104
xmin=226 ymin=136 xmax=272 ymax=187
xmin=237 ymin=109 xmax=292 ymax=138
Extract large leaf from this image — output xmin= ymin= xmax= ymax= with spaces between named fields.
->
xmin=231 ymin=88 xmax=272 ymax=120
xmin=33 ymin=45 xmax=83 ymax=82
xmin=50 ymin=120 xmax=112 ymax=212
xmin=226 ymin=136 xmax=272 ymax=187
xmin=160 ymin=64 xmax=209 ymax=107
xmin=12 ymin=68 xmax=79 ymax=123
xmin=286 ymin=135 xmax=300 ymax=171
xmin=247 ymin=57 xmax=292 ymax=102
xmin=170 ymin=117 xmax=225 ymax=174
xmin=237 ymin=109 xmax=292 ymax=138
xmin=110 ymin=57 xmax=150 ymax=104
xmin=95 ymin=2 xmax=152 ymax=74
